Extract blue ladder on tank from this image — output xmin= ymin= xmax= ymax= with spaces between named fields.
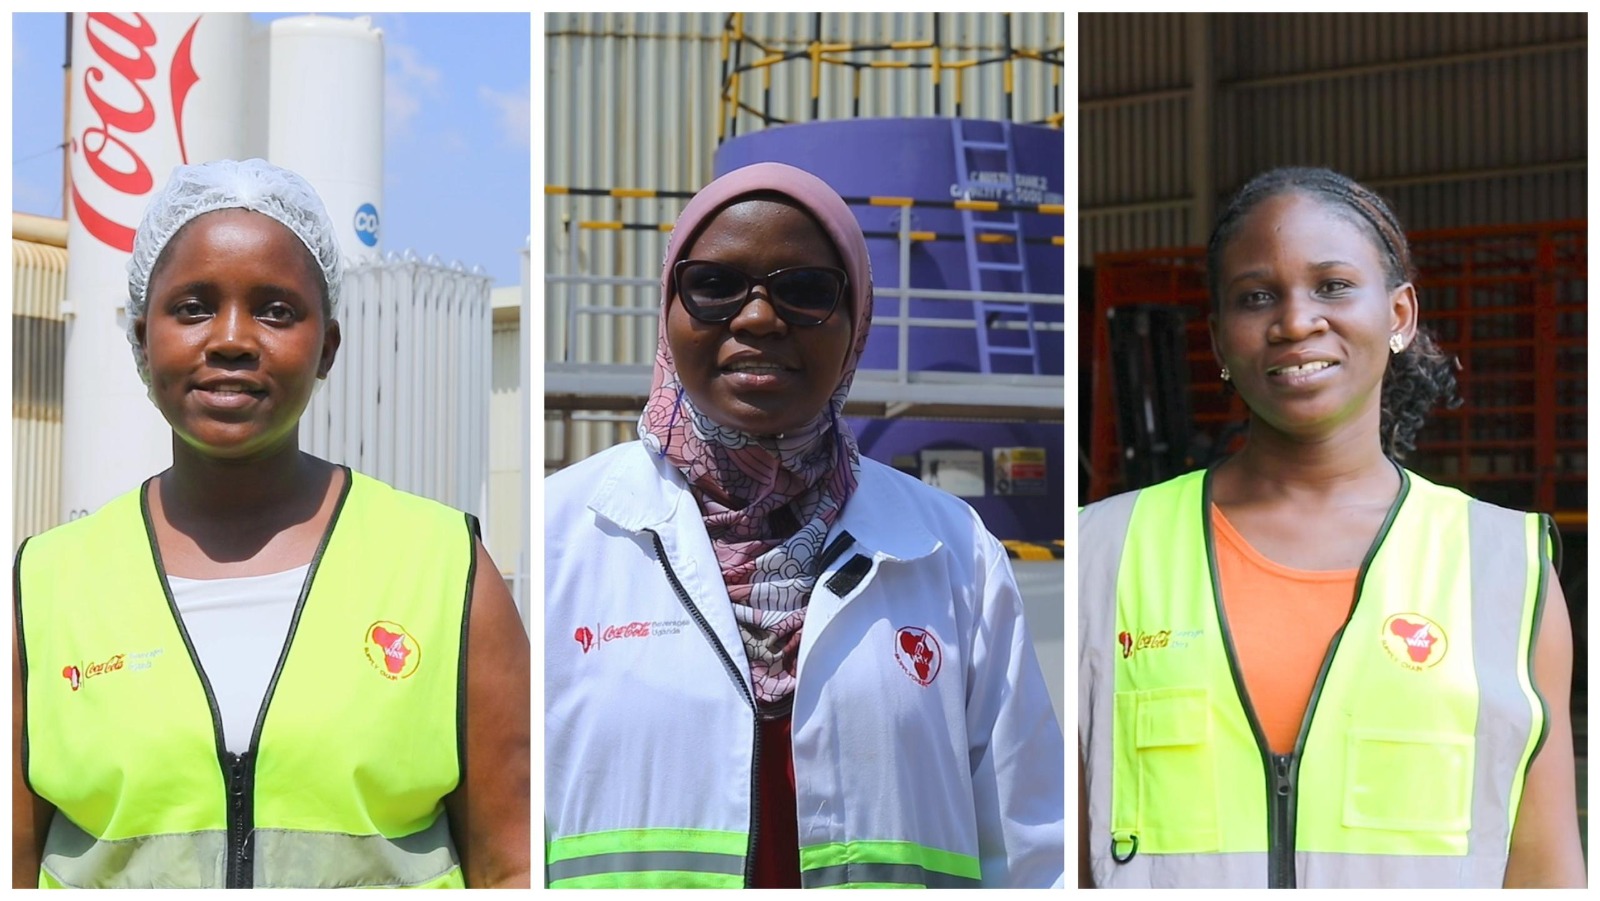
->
xmin=951 ymin=119 xmax=1039 ymax=375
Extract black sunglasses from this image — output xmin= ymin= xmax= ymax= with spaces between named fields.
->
xmin=672 ymin=259 xmax=848 ymax=326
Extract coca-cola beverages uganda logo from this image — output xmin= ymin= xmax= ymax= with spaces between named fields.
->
xmin=73 ymin=13 xmax=204 ymax=252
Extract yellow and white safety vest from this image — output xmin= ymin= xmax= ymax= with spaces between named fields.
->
xmin=1079 ymin=467 xmax=1551 ymax=888
xmin=16 ymin=469 xmax=476 ymax=888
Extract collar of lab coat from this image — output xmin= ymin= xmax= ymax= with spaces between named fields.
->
xmin=586 ymin=442 xmax=941 ymax=564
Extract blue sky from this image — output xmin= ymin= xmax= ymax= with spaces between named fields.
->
xmin=11 ymin=12 xmax=531 ymax=287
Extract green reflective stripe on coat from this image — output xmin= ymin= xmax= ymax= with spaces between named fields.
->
xmin=1079 ymin=469 xmax=1547 ymax=888
xmin=546 ymin=828 xmax=747 ymax=887
xmin=19 ymin=472 xmax=473 ymax=889
xmin=799 ymin=840 xmax=981 ymax=887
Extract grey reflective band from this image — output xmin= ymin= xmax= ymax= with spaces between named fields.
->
xmin=1296 ymin=850 xmax=1510 ymax=888
xmin=40 ymin=809 xmax=460 ymax=889
xmin=1093 ymin=850 xmax=1511 ymax=889
xmin=1466 ymin=499 xmax=1540 ymax=859
xmin=41 ymin=817 xmax=226 ymax=888
xmin=1087 ymin=850 xmax=1268 ymax=889
xmin=1077 ymin=488 xmax=1139 ymax=888
xmin=546 ymin=849 xmax=746 ymax=883
xmin=254 ymin=812 xmax=461 ymax=888
xmin=802 ymin=861 xmax=983 ymax=888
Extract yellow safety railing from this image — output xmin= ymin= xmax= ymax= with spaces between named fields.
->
xmin=718 ymin=12 xmax=1064 ymax=143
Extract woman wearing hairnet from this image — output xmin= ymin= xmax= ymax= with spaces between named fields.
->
xmin=11 ymin=159 xmax=530 ymax=888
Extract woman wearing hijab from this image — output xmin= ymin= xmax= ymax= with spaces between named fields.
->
xmin=12 ymin=159 xmax=530 ymax=888
xmin=544 ymin=161 xmax=1064 ymax=889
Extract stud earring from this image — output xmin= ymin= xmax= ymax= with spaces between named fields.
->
xmin=1389 ymin=333 xmax=1405 ymax=354
xmin=1220 ymin=367 xmax=1231 ymax=381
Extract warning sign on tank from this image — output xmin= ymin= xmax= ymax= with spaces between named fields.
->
xmin=993 ymin=447 xmax=1047 ymax=496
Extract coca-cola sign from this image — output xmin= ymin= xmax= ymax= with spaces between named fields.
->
xmin=70 ymin=13 xmax=203 ymax=252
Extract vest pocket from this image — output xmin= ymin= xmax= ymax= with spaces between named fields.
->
xmin=1343 ymin=729 xmax=1474 ymax=835
xmin=1113 ymin=687 xmax=1220 ymax=854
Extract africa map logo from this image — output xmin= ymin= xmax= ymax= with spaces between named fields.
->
xmin=1381 ymin=613 xmax=1448 ymax=670
xmin=364 ymin=621 xmax=421 ymax=680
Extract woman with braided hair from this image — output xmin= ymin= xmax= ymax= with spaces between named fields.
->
xmin=1077 ymin=167 xmax=1584 ymax=888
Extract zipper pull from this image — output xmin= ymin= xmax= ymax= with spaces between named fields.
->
xmin=227 ymin=752 xmax=248 ymax=804
xmin=1273 ymin=754 xmax=1292 ymax=798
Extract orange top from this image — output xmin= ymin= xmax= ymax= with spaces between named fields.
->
xmin=1211 ymin=505 xmax=1359 ymax=755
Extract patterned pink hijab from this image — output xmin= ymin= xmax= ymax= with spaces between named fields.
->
xmin=639 ymin=163 xmax=873 ymax=709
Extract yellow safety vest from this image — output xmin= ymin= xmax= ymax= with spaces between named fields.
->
xmin=16 ymin=469 xmax=475 ymax=888
xmin=1079 ymin=467 xmax=1550 ymax=888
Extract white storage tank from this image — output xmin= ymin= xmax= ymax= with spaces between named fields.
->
xmin=265 ymin=15 xmax=385 ymax=263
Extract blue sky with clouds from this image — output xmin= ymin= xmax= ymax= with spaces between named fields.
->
xmin=11 ymin=12 xmax=531 ymax=287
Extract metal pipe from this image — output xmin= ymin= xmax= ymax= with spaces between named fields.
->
xmin=1079 ymin=38 xmax=1588 ymax=111
xmin=14 ymin=212 xmax=68 ymax=247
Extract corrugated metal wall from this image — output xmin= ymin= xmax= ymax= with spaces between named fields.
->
xmin=13 ymin=238 xmax=69 ymax=547
xmin=1079 ymin=12 xmax=1587 ymax=263
xmin=545 ymin=12 xmax=1064 ymax=464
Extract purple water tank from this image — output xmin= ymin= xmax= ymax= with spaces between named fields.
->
xmin=713 ymin=118 xmax=1064 ymax=541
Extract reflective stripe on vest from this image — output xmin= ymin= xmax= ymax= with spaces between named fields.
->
xmin=38 ymin=807 xmax=462 ymax=889
xmin=1078 ymin=468 xmax=1547 ymax=888
xmin=799 ymin=840 xmax=983 ymax=888
xmin=18 ymin=470 xmax=473 ymax=889
xmin=546 ymin=828 xmax=747 ymax=888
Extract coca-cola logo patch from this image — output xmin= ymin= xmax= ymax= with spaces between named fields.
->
xmin=574 ymin=618 xmax=689 ymax=656
xmin=60 ymin=647 xmax=164 ymax=692
xmin=894 ymin=627 xmax=942 ymax=687
xmin=364 ymin=621 xmax=421 ymax=680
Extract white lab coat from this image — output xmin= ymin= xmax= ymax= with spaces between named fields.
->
xmin=544 ymin=441 xmax=1064 ymax=888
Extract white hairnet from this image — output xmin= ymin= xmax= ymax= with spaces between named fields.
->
xmin=125 ymin=158 xmax=342 ymax=383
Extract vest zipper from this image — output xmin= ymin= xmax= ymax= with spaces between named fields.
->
xmin=1202 ymin=465 xmax=1409 ymax=890
xmin=1268 ymin=754 xmax=1294 ymax=889
xmin=648 ymin=530 xmax=760 ymax=887
xmin=141 ymin=467 xmax=353 ymax=889
xmin=225 ymin=751 xmax=255 ymax=888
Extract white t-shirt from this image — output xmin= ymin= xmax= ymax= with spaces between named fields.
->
xmin=167 ymin=565 xmax=307 ymax=755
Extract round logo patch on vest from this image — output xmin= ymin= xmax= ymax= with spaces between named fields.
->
xmin=894 ymin=626 xmax=942 ymax=686
xmin=1381 ymin=613 xmax=1448 ymax=670
xmin=365 ymin=621 xmax=421 ymax=680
